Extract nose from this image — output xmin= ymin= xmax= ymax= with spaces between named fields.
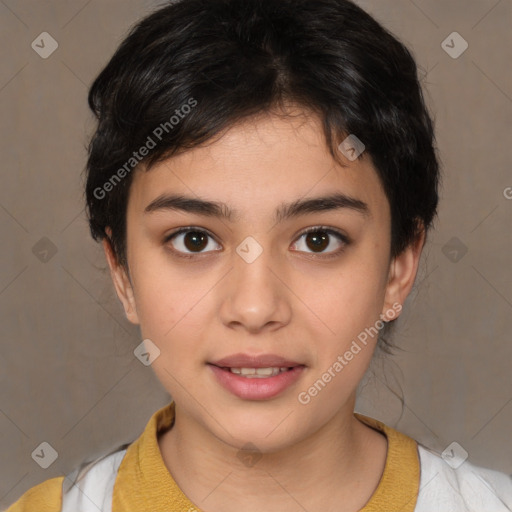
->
xmin=218 ymin=239 xmax=292 ymax=334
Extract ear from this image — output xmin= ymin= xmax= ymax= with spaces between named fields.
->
xmin=381 ymin=223 xmax=426 ymax=321
xmin=102 ymin=229 xmax=140 ymax=325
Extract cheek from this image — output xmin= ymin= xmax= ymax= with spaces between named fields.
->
xmin=131 ymin=254 xmax=214 ymax=353
xmin=306 ymin=256 xmax=388 ymax=336
xmin=295 ymin=255 xmax=389 ymax=398
xmin=134 ymin=273 xmax=208 ymax=388
xmin=294 ymin=265 xmax=388 ymax=417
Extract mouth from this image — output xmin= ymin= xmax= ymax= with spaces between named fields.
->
xmin=207 ymin=355 xmax=306 ymax=400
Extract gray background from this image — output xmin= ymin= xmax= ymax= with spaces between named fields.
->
xmin=1 ymin=0 xmax=511 ymax=508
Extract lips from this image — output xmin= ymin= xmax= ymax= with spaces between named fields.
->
xmin=209 ymin=353 xmax=303 ymax=369
xmin=207 ymin=353 xmax=306 ymax=399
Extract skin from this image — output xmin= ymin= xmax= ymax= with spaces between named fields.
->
xmin=103 ymin=107 xmax=425 ymax=512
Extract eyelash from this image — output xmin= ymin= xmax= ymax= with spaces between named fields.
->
xmin=163 ymin=225 xmax=350 ymax=260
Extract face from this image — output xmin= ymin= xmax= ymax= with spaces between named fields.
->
xmin=105 ymin=109 xmax=423 ymax=453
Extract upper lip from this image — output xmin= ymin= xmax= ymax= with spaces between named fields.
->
xmin=209 ymin=353 xmax=304 ymax=368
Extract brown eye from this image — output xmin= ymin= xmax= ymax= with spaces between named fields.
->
xmin=304 ymin=231 xmax=330 ymax=253
xmin=291 ymin=227 xmax=349 ymax=257
xmin=166 ymin=228 xmax=221 ymax=256
xmin=183 ymin=231 xmax=208 ymax=252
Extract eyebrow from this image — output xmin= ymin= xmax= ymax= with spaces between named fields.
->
xmin=144 ymin=192 xmax=370 ymax=223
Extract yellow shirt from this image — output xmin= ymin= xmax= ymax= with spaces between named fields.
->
xmin=6 ymin=402 xmax=420 ymax=511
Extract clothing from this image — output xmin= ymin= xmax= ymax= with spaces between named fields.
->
xmin=5 ymin=401 xmax=512 ymax=511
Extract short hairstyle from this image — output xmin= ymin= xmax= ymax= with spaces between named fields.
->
xmin=85 ymin=0 xmax=440 ymax=350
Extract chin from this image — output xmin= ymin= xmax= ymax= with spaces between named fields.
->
xmin=211 ymin=406 xmax=303 ymax=452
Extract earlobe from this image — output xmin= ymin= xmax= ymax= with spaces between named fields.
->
xmin=381 ymin=225 xmax=426 ymax=320
xmin=102 ymin=233 xmax=140 ymax=325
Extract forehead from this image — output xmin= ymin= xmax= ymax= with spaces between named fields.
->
xmin=127 ymin=111 xmax=390 ymax=222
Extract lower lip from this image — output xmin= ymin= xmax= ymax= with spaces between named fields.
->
xmin=208 ymin=364 xmax=306 ymax=400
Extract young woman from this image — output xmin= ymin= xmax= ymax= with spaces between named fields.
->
xmin=7 ymin=0 xmax=512 ymax=510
